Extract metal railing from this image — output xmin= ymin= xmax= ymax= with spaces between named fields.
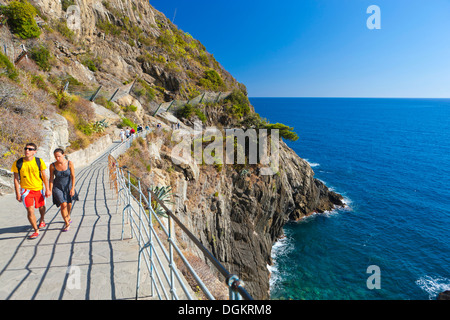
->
xmin=108 ymin=132 xmax=252 ymax=300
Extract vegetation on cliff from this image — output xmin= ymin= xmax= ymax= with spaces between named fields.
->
xmin=0 ymin=0 xmax=41 ymax=39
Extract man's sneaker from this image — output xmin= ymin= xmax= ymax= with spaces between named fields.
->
xmin=29 ymin=232 xmax=39 ymax=239
xmin=38 ymin=221 xmax=46 ymax=229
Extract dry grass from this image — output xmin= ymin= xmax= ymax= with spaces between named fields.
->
xmin=148 ymin=214 xmax=228 ymax=300
xmin=175 ymin=250 xmax=228 ymax=300
xmin=0 ymin=77 xmax=48 ymax=169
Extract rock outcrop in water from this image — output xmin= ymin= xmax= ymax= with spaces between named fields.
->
xmin=437 ymin=290 xmax=450 ymax=300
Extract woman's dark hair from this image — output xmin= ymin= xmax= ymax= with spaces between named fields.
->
xmin=54 ymin=148 xmax=65 ymax=155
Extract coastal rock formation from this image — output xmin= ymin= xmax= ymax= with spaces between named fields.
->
xmin=437 ymin=290 xmax=450 ymax=300
xmin=126 ymin=127 xmax=344 ymax=299
xmin=175 ymin=142 xmax=344 ymax=299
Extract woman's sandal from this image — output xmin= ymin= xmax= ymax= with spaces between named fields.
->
xmin=62 ymin=224 xmax=70 ymax=232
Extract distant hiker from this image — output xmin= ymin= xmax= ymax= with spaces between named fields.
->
xmin=137 ymin=124 xmax=142 ymax=133
xmin=145 ymin=124 xmax=150 ymax=131
xmin=11 ymin=143 xmax=51 ymax=239
xmin=49 ymin=148 xmax=77 ymax=232
xmin=130 ymin=127 xmax=136 ymax=136
xmin=119 ymin=129 xmax=125 ymax=142
xmin=125 ymin=128 xmax=130 ymax=138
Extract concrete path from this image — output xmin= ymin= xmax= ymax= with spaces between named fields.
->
xmin=0 ymin=142 xmax=157 ymax=300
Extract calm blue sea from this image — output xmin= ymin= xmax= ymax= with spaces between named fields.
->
xmin=249 ymin=98 xmax=450 ymax=300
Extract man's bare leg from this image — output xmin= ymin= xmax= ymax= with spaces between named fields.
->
xmin=38 ymin=206 xmax=46 ymax=225
xmin=26 ymin=206 xmax=39 ymax=234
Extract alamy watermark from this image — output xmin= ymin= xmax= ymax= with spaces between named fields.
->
xmin=66 ymin=5 xmax=81 ymax=32
xmin=167 ymin=121 xmax=280 ymax=176
xmin=367 ymin=5 xmax=381 ymax=30
xmin=66 ymin=265 xmax=81 ymax=290
xmin=366 ymin=265 xmax=381 ymax=290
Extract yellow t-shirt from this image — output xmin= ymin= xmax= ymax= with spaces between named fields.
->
xmin=11 ymin=157 xmax=47 ymax=191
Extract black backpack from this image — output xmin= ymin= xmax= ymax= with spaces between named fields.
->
xmin=16 ymin=157 xmax=43 ymax=181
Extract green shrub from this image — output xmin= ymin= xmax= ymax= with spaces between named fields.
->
xmin=77 ymin=120 xmax=93 ymax=136
xmin=2 ymin=1 xmax=41 ymax=39
xmin=176 ymin=104 xmax=195 ymax=119
xmin=96 ymin=96 xmax=118 ymax=113
xmin=196 ymin=53 xmax=209 ymax=67
xmin=97 ymin=20 xmax=122 ymax=36
xmin=123 ymin=104 xmax=137 ymax=112
xmin=157 ymin=30 xmax=176 ymax=47
xmin=31 ymin=74 xmax=48 ymax=91
xmin=176 ymin=104 xmax=206 ymax=123
xmin=79 ymin=55 xmax=102 ymax=72
xmin=53 ymin=19 xmax=75 ymax=41
xmin=61 ymin=0 xmax=75 ymax=12
xmin=0 ymin=52 xmax=19 ymax=81
xmin=225 ymin=89 xmax=251 ymax=118
xmin=133 ymin=79 xmax=156 ymax=102
xmin=198 ymin=69 xmax=226 ymax=91
xmin=29 ymin=45 xmax=52 ymax=71
xmin=82 ymin=58 xmax=96 ymax=72
xmin=118 ymin=117 xmax=137 ymax=130
xmin=56 ymin=92 xmax=74 ymax=110
xmin=264 ymin=123 xmax=299 ymax=142
xmin=165 ymin=61 xmax=180 ymax=73
xmin=195 ymin=108 xmax=207 ymax=123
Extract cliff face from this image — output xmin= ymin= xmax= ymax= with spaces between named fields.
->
xmin=120 ymin=122 xmax=344 ymax=300
xmin=27 ymin=0 xmax=239 ymax=100
xmin=177 ymin=141 xmax=344 ymax=299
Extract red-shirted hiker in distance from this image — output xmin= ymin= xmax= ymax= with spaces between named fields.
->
xmin=11 ymin=143 xmax=51 ymax=239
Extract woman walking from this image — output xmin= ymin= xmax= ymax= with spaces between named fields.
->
xmin=49 ymin=148 xmax=77 ymax=232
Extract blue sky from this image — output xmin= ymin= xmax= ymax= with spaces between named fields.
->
xmin=150 ymin=0 xmax=450 ymax=98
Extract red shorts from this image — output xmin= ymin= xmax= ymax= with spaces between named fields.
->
xmin=21 ymin=189 xmax=45 ymax=208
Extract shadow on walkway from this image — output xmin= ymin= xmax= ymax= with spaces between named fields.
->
xmin=0 ymin=144 xmax=153 ymax=300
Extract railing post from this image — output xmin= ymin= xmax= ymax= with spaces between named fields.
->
xmin=168 ymin=214 xmax=175 ymax=300
xmin=215 ymin=92 xmax=222 ymax=103
xmin=199 ymin=92 xmax=206 ymax=104
xmin=90 ymin=85 xmax=102 ymax=102
xmin=120 ymin=168 xmax=130 ymax=241
xmin=136 ymin=178 xmax=143 ymax=300
xmin=166 ymin=100 xmax=175 ymax=112
xmin=127 ymin=171 xmax=133 ymax=238
xmin=227 ymin=274 xmax=243 ymax=300
xmin=153 ymin=103 xmax=163 ymax=116
xmin=148 ymin=188 xmax=154 ymax=297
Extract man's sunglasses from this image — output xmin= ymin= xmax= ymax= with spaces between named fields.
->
xmin=24 ymin=147 xmax=36 ymax=151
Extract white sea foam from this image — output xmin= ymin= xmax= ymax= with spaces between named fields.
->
xmin=341 ymin=195 xmax=353 ymax=211
xmin=269 ymin=235 xmax=293 ymax=287
xmin=305 ymin=159 xmax=320 ymax=167
xmin=416 ymin=275 xmax=450 ymax=300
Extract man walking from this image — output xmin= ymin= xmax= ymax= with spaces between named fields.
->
xmin=119 ymin=129 xmax=125 ymax=142
xmin=11 ymin=143 xmax=51 ymax=239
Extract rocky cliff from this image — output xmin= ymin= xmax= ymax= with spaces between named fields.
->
xmin=118 ymin=118 xmax=345 ymax=300
xmin=27 ymin=0 xmax=239 ymax=100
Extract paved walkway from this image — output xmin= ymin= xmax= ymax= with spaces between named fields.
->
xmin=0 ymin=143 xmax=156 ymax=300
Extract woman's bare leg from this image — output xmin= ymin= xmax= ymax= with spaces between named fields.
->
xmin=60 ymin=203 xmax=70 ymax=229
